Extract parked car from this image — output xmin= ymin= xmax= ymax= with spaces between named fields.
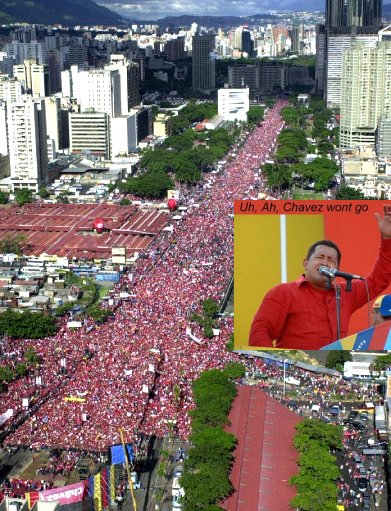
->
xmin=358 ymin=478 xmax=368 ymax=492
xmin=328 ymin=405 xmax=340 ymax=416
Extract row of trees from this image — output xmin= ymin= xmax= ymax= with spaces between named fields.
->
xmin=290 ymin=419 xmax=343 ymax=511
xmin=120 ymin=125 xmax=234 ymax=197
xmin=0 ymin=309 xmax=57 ymax=339
xmin=180 ymin=362 xmax=245 ymax=510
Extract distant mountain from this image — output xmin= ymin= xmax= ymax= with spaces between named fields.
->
xmin=0 ymin=0 xmax=125 ymax=26
xmin=148 ymin=14 xmax=279 ymax=30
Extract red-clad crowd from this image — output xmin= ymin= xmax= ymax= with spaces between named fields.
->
xmin=0 ymin=101 xmax=287 ymax=452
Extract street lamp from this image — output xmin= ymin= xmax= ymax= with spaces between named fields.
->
xmin=283 ymin=358 xmax=289 ymax=400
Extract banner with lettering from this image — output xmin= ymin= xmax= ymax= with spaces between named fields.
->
xmin=39 ymin=481 xmax=86 ymax=505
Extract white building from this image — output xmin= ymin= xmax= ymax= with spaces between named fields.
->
xmin=69 ymin=110 xmax=111 ymax=159
xmin=0 ymin=75 xmax=22 ymax=103
xmin=44 ymin=96 xmax=61 ymax=156
xmin=7 ymin=96 xmax=48 ymax=192
xmin=217 ymin=87 xmax=249 ymax=122
xmin=326 ymin=31 xmax=378 ymax=108
xmin=74 ymin=68 xmax=122 ymax=117
xmin=340 ymin=41 xmax=391 ymax=149
xmin=111 ymin=113 xmax=138 ymax=157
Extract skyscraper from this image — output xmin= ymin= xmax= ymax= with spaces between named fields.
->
xmin=326 ymin=0 xmax=382 ymax=31
xmin=7 ymin=96 xmax=48 ymax=192
xmin=319 ymin=0 xmax=383 ymax=105
xmin=340 ymin=41 xmax=391 ymax=149
xmin=192 ymin=34 xmax=216 ymax=91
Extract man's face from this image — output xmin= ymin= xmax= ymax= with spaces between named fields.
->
xmin=303 ymin=244 xmax=339 ymax=289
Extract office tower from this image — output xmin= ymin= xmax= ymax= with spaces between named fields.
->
xmin=13 ymin=59 xmax=50 ymax=97
xmin=7 ymin=96 xmax=48 ymax=192
xmin=340 ymin=41 xmax=391 ymax=149
xmin=45 ymin=96 xmax=62 ymax=154
xmin=326 ymin=0 xmax=382 ymax=30
xmin=31 ymin=63 xmax=51 ymax=97
xmin=13 ymin=58 xmax=37 ymax=92
xmin=192 ymin=34 xmax=216 ymax=90
xmin=315 ymin=24 xmax=326 ymax=96
xmin=218 ymin=88 xmax=249 ymax=122
xmin=69 ymin=46 xmax=89 ymax=66
xmin=69 ymin=110 xmax=111 ymax=159
xmin=47 ymin=50 xmax=61 ymax=94
xmin=105 ymin=55 xmax=140 ymax=113
xmin=165 ymin=38 xmax=185 ymax=61
xmin=228 ymin=64 xmax=259 ymax=91
xmin=290 ymin=25 xmax=301 ymax=53
xmin=324 ymin=0 xmax=382 ymax=107
xmin=242 ymin=30 xmax=253 ymax=56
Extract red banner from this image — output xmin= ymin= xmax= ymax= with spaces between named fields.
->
xmin=39 ymin=481 xmax=86 ymax=505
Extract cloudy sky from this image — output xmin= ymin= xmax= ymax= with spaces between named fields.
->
xmin=97 ymin=0 xmax=325 ymax=21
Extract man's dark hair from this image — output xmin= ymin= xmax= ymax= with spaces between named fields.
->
xmin=306 ymin=240 xmax=341 ymax=266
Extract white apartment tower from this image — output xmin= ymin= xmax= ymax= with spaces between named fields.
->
xmin=340 ymin=41 xmax=391 ymax=149
xmin=7 ymin=96 xmax=48 ymax=192
xmin=77 ymin=68 xmax=122 ymax=117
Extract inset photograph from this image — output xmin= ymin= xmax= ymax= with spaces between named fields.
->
xmin=234 ymin=200 xmax=391 ymax=350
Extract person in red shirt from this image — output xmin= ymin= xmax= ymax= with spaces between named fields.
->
xmin=249 ymin=205 xmax=391 ymax=349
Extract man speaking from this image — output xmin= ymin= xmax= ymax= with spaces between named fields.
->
xmin=249 ymin=205 xmax=391 ymax=349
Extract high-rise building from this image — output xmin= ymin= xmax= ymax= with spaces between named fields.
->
xmin=377 ymin=116 xmax=391 ymax=157
xmin=69 ymin=110 xmax=111 ymax=159
xmin=315 ymin=24 xmax=326 ymax=96
xmin=7 ymin=96 xmax=48 ymax=192
xmin=165 ymin=38 xmax=185 ymax=61
xmin=44 ymin=96 xmax=62 ymax=155
xmin=13 ymin=59 xmax=50 ymax=97
xmin=326 ymin=0 xmax=382 ymax=31
xmin=0 ymin=76 xmax=22 ymax=103
xmin=76 ymin=68 xmax=122 ymax=117
xmin=105 ymin=55 xmax=140 ymax=113
xmin=218 ymin=87 xmax=249 ymax=122
xmin=322 ymin=0 xmax=382 ymax=106
xmin=192 ymin=34 xmax=216 ymax=90
xmin=340 ymin=41 xmax=391 ymax=149
xmin=228 ymin=64 xmax=259 ymax=91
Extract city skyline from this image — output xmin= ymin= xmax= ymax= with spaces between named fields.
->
xmin=97 ymin=0 xmax=327 ymax=21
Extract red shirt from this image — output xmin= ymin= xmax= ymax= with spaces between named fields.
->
xmin=249 ymin=238 xmax=391 ymax=349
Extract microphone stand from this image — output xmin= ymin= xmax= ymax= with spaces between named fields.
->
xmin=335 ymin=276 xmax=353 ymax=341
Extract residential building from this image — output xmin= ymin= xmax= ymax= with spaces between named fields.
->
xmin=340 ymin=41 xmax=391 ymax=149
xmin=7 ymin=96 xmax=48 ymax=192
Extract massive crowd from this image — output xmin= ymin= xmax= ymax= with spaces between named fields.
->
xmin=0 ymin=101 xmax=287 ymax=453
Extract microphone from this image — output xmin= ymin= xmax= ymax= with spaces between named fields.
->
xmin=318 ymin=266 xmax=364 ymax=281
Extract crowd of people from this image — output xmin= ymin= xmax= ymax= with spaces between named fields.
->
xmin=0 ymin=100 xmax=287 ymax=453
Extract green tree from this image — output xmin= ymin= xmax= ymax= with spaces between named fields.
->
xmin=336 ymin=185 xmax=365 ymax=200
xmin=120 ymin=172 xmax=174 ymax=199
xmin=0 ymin=310 xmax=57 ymax=339
xmin=38 ymin=187 xmax=50 ymax=199
xmin=15 ymin=188 xmax=33 ymax=206
xmin=0 ymin=233 xmax=26 ymax=255
xmin=119 ymin=197 xmax=131 ymax=206
xmin=325 ymin=351 xmax=352 ymax=370
xmin=247 ymin=106 xmax=264 ymax=126
xmin=86 ymin=305 xmax=112 ymax=324
xmin=0 ymin=191 xmax=9 ymax=204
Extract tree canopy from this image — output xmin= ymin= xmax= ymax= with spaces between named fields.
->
xmin=0 ymin=309 xmax=57 ymax=339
